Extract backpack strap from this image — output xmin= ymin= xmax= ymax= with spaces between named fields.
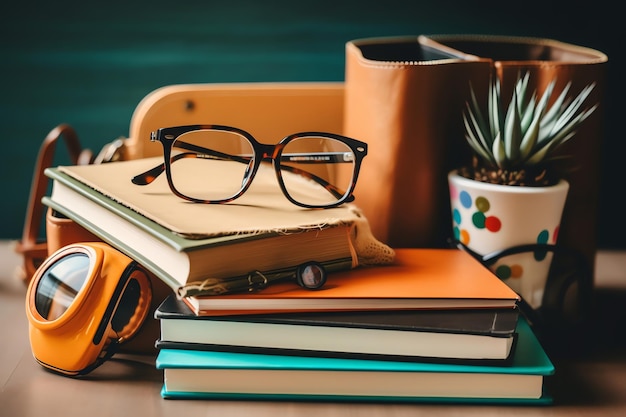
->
xmin=14 ymin=124 xmax=94 ymax=284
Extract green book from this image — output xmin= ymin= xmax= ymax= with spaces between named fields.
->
xmin=156 ymin=316 xmax=554 ymax=404
xmin=42 ymin=160 xmax=363 ymax=292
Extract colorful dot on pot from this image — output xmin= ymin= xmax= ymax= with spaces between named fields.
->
xmin=475 ymin=196 xmax=490 ymax=212
xmin=452 ymin=208 xmax=462 ymax=225
xmin=495 ymin=264 xmax=511 ymax=280
xmin=459 ymin=229 xmax=470 ymax=245
xmin=494 ymin=263 xmax=523 ymax=280
xmin=510 ymin=264 xmax=524 ymax=278
xmin=459 ymin=190 xmax=472 ymax=209
xmin=449 ymin=185 xmax=458 ymax=200
xmin=485 ymin=216 xmax=502 ymax=232
xmin=472 ymin=211 xmax=486 ymax=229
xmin=534 ymin=229 xmax=550 ymax=261
xmin=552 ymin=226 xmax=560 ymax=243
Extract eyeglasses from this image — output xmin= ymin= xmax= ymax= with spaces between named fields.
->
xmin=131 ymin=125 xmax=368 ymax=209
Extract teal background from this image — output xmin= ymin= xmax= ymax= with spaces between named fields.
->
xmin=1 ymin=0 xmax=620 ymax=247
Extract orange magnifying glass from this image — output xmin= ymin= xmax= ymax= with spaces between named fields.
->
xmin=25 ymin=242 xmax=152 ymax=376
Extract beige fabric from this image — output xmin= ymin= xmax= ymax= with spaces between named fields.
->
xmin=352 ymin=212 xmax=396 ymax=266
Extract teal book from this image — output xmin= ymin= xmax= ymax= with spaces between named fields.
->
xmin=156 ymin=317 xmax=554 ymax=404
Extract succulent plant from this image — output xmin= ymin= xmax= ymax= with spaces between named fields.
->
xmin=460 ymin=71 xmax=597 ymax=186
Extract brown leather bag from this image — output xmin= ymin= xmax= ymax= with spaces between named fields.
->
xmin=343 ymin=36 xmax=492 ymax=248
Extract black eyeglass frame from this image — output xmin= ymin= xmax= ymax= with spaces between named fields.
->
xmin=131 ymin=124 xmax=368 ymax=209
xmin=448 ymin=238 xmax=593 ymax=329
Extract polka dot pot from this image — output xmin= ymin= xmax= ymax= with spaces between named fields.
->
xmin=448 ymin=171 xmax=570 ymax=309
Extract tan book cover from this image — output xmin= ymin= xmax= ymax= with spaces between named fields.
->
xmin=58 ymin=157 xmax=362 ymax=238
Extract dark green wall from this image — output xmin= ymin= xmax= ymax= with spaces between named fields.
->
xmin=1 ymin=0 xmax=620 ymax=248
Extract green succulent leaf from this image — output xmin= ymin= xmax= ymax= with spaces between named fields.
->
xmin=519 ymin=110 xmax=541 ymax=162
xmin=463 ymin=111 xmax=494 ymax=164
xmin=503 ymin=87 xmax=522 ymax=165
xmin=551 ymin=83 xmax=596 ymax=134
xmin=519 ymin=91 xmax=536 ymax=134
xmin=492 ymin=132 xmax=506 ymax=167
xmin=465 ymin=91 xmax=492 ymax=156
xmin=488 ymin=77 xmax=501 ymax=145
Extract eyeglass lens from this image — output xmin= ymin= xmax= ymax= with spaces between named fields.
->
xmin=34 ymin=253 xmax=91 ymax=321
xmin=169 ymin=129 xmax=356 ymax=207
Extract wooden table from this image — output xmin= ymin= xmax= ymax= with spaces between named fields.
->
xmin=2 ymin=241 xmax=625 ymax=416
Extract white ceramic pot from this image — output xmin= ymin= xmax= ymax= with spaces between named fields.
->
xmin=448 ymin=171 xmax=570 ymax=309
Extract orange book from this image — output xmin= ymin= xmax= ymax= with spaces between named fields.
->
xmin=183 ymin=248 xmax=520 ymax=316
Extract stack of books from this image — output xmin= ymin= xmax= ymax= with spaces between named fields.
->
xmin=42 ymin=158 xmax=554 ymax=404
xmin=154 ymin=249 xmax=554 ymax=404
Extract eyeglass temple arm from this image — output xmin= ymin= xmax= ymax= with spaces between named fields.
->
xmin=449 ymin=239 xmax=563 ymax=265
xmin=130 ymin=141 xmax=353 ymax=201
xmin=131 ymin=140 xmax=241 ymax=185
xmin=278 ymin=164 xmax=349 ymax=201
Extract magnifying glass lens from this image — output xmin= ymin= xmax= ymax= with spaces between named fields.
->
xmin=35 ymin=253 xmax=91 ymax=320
xmin=296 ymin=262 xmax=327 ymax=290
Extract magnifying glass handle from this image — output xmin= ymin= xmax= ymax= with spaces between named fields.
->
xmin=177 ymin=261 xmax=327 ymax=298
